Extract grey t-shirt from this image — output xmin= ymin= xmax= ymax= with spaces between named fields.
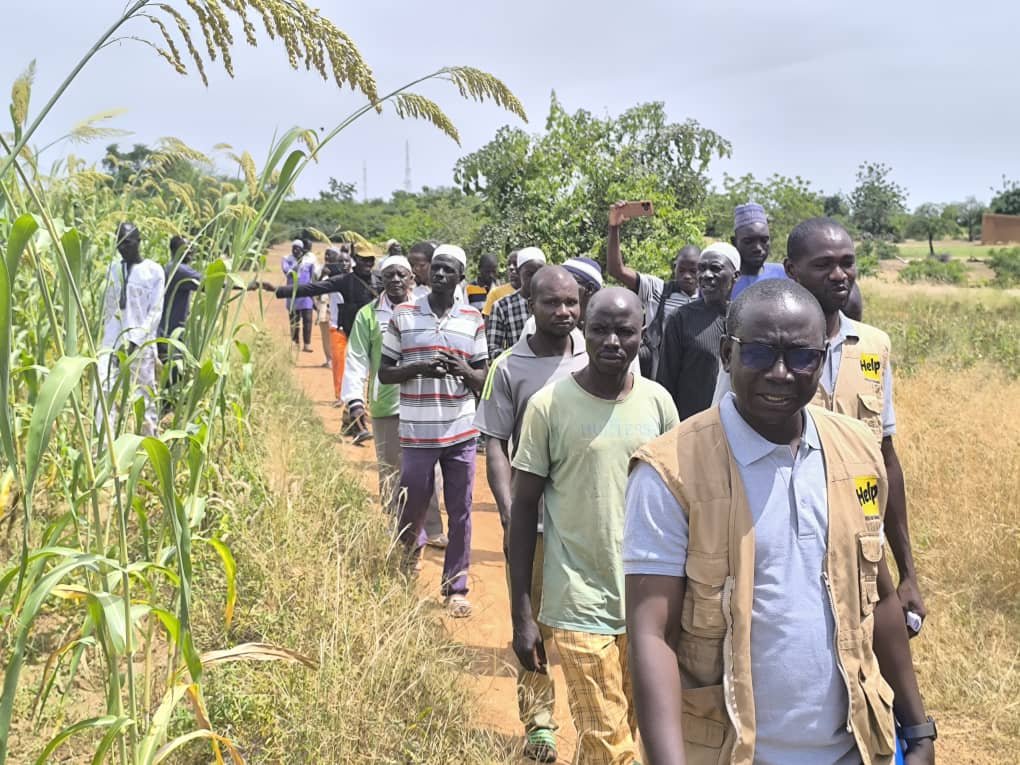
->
xmin=623 ymin=396 xmax=865 ymax=765
xmin=474 ymin=328 xmax=589 ymax=534
xmin=475 ymin=328 xmax=589 ymax=449
xmin=636 ymin=272 xmax=693 ymax=325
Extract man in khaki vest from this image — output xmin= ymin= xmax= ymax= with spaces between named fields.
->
xmin=712 ymin=218 xmax=925 ymax=627
xmin=783 ymin=217 xmax=925 ymax=626
xmin=624 ymin=280 xmax=934 ymax=765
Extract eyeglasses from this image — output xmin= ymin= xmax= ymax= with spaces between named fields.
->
xmin=728 ymin=336 xmax=826 ymax=374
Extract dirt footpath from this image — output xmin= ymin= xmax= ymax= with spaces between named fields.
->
xmin=256 ymin=261 xmax=577 ymax=764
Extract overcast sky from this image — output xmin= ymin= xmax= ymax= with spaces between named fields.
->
xmin=4 ymin=1 xmax=1018 ymax=207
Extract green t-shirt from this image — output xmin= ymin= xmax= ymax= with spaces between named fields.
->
xmin=512 ymin=374 xmax=680 ymax=634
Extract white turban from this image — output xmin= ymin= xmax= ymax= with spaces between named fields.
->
xmin=291 ymin=239 xmax=304 ymax=249
xmin=379 ymin=255 xmax=412 ymax=274
xmin=516 ymin=246 xmax=547 ymax=268
xmin=701 ymin=242 xmax=741 ymax=272
xmin=433 ymin=244 xmax=467 ymax=269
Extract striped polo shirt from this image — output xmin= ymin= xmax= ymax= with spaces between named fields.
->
xmin=382 ymin=294 xmax=488 ymax=448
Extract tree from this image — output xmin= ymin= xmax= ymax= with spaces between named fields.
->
xmin=704 ymin=173 xmax=823 ymax=255
xmin=990 ymin=176 xmax=1020 ymax=216
xmin=956 ymin=196 xmax=986 ymax=241
xmin=318 ymin=177 xmax=357 ymax=202
xmin=455 ymin=95 xmax=731 ymax=274
xmin=905 ymin=203 xmax=957 ymax=255
xmin=849 ymin=162 xmax=907 ymax=238
xmin=823 ymin=193 xmax=850 ymax=219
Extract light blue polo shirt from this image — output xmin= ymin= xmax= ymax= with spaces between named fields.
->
xmin=623 ymin=394 xmax=860 ymax=765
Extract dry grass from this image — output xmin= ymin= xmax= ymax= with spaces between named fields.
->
xmin=895 ymin=365 xmax=1020 ymax=762
xmin=178 ymin=335 xmax=510 ymax=764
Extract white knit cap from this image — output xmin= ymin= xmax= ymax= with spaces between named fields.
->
xmin=379 ymin=254 xmax=412 ymax=273
xmin=291 ymin=239 xmax=304 ymax=248
xmin=516 ymin=246 xmax=547 ymax=268
xmin=701 ymin=242 xmax=741 ymax=272
xmin=562 ymin=257 xmax=604 ymax=289
xmin=433 ymin=244 xmax=467 ymax=269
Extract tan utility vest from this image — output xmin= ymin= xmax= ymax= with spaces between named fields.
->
xmin=632 ymin=405 xmax=896 ymax=765
xmin=812 ymin=319 xmax=892 ymax=443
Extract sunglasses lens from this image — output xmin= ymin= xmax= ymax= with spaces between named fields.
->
xmin=786 ymin=348 xmax=824 ymax=374
xmin=739 ymin=342 xmax=778 ymax=370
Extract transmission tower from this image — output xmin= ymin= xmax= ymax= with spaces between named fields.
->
xmin=404 ymin=141 xmax=412 ymax=192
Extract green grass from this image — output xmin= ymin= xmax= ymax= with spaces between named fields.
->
xmin=895 ymin=239 xmax=1000 ymax=260
xmin=171 ymin=333 xmax=509 ymax=764
xmin=865 ymin=283 xmax=1020 ymax=377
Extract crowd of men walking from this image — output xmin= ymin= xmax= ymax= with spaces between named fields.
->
xmin=98 ymin=201 xmax=936 ymax=765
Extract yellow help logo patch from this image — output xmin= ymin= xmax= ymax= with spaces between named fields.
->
xmin=859 ymin=354 xmax=882 ymax=382
xmin=854 ymin=476 xmax=880 ymax=518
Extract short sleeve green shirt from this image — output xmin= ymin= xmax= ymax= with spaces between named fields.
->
xmin=512 ymin=374 xmax=679 ymax=634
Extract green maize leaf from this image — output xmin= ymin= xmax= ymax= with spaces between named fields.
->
xmin=94 ymin=432 xmax=143 ymax=486
xmin=136 ymin=682 xmax=192 ymax=764
xmin=185 ymin=495 xmax=207 ymax=528
xmin=84 ymin=595 xmax=149 ymax=661
xmin=125 ymin=559 xmax=181 ymax=588
xmin=188 ymin=358 xmax=220 ymax=414
xmin=23 ymin=355 xmax=93 ymax=499
xmin=90 ymin=716 xmax=136 ymax=765
xmin=276 ymin=149 xmax=305 ymax=198
xmin=150 ymin=606 xmax=181 ymax=646
xmin=31 ymin=715 xmax=132 ymax=765
xmin=141 ymin=437 xmax=202 ymax=683
xmin=233 ymin=339 xmax=251 ymax=364
xmin=152 ymin=729 xmax=244 ymax=765
xmin=201 ymin=537 xmax=236 ymax=629
xmin=0 ymin=213 xmax=37 ymax=473
xmin=59 ymin=229 xmax=82 ymax=355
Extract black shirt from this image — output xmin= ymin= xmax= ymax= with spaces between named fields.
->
xmin=655 ymin=298 xmax=727 ymax=420
xmin=275 ymin=273 xmax=376 ymax=335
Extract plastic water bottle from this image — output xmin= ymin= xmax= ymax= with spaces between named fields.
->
xmin=906 ymin=611 xmax=923 ymax=634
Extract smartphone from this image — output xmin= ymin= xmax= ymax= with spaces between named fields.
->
xmin=619 ymin=201 xmax=655 ymax=219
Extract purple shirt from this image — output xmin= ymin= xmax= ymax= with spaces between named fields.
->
xmin=730 ymin=262 xmax=788 ymax=301
xmin=282 ymin=254 xmax=316 ymax=311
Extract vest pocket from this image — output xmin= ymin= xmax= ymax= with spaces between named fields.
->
xmin=683 ymin=552 xmax=729 ymax=638
xmin=859 ymin=667 xmax=896 ymax=756
xmin=682 ymin=684 xmax=728 ymax=751
xmin=857 ymin=532 xmax=883 ymax=617
xmin=856 ymin=393 xmax=884 ymax=441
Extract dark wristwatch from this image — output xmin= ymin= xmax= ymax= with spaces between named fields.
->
xmin=901 ymin=716 xmax=938 ymax=744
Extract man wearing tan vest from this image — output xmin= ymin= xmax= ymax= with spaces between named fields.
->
xmin=783 ymin=218 xmax=925 ymax=626
xmin=712 ymin=218 xmax=925 ymax=627
xmin=624 ymin=280 xmax=934 ymax=765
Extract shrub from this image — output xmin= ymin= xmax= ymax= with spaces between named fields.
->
xmin=858 ymin=237 xmax=901 ymax=261
xmin=856 ymin=253 xmax=879 ymax=277
xmin=899 ymin=258 xmax=967 ymax=285
xmin=989 ymin=247 xmax=1020 ymax=288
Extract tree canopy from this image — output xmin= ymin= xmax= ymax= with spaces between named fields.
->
xmin=453 ymin=95 xmax=731 ymax=273
xmin=850 ymin=162 xmax=907 ymax=238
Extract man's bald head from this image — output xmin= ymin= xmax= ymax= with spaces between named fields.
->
xmin=530 ymin=265 xmax=578 ymax=299
xmin=726 ymin=279 xmax=825 ymax=345
xmin=584 ymin=287 xmax=643 ymax=376
xmin=587 ymin=286 xmax=642 ymax=320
